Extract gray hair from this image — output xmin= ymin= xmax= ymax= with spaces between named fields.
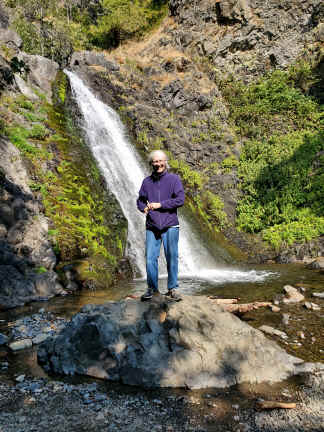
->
xmin=148 ymin=150 xmax=170 ymax=169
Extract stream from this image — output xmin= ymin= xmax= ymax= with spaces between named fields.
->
xmin=0 ymin=262 xmax=323 ymax=384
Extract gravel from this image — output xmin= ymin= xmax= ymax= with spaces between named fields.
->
xmin=0 ymin=373 xmax=323 ymax=432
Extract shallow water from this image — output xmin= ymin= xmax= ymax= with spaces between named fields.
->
xmin=0 ymin=263 xmax=323 ymax=382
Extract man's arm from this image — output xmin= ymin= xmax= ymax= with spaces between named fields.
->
xmin=160 ymin=176 xmax=185 ymax=210
xmin=137 ymin=181 xmax=148 ymax=213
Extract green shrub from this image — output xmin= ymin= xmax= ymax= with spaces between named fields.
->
xmin=169 ymin=159 xmax=205 ymax=190
xmin=221 ymin=70 xmax=319 ymax=138
xmin=7 ymin=126 xmax=38 ymax=155
xmin=237 ymin=129 xmax=324 ymax=246
xmin=221 ymin=155 xmax=239 ymax=172
xmin=15 ymin=95 xmax=34 ymax=110
xmin=88 ymin=0 xmax=168 ymax=48
xmin=43 ymin=161 xmax=112 ymax=262
xmin=35 ymin=266 xmax=47 ymax=274
xmin=7 ymin=0 xmax=168 ymax=60
xmin=204 ymin=191 xmax=228 ymax=229
xmin=29 ymin=123 xmax=48 ymax=139
xmin=22 ymin=111 xmax=44 ymax=122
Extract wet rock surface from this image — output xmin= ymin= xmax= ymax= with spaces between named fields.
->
xmin=37 ymin=295 xmax=317 ymax=389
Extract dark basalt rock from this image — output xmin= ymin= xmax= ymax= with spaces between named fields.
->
xmin=0 ymin=55 xmax=14 ymax=91
xmin=38 ymin=295 xmax=322 ymax=389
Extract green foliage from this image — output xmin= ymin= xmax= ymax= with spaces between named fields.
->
xmin=204 ymin=191 xmax=228 ymax=229
xmin=7 ymin=125 xmax=41 ymax=157
xmin=6 ymin=0 xmax=168 ymax=62
xmin=88 ymin=0 xmax=168 ymax=48
xmin=0 ymin=118 xmax=5 ymax=134
xmin=220 ymin=62 xmax=324 ymax=248
xmin=12 ymin=17 xmax=42 ymax=55
xmin=29 ymin=123 xmax=48 ymax=139
xmin=22 ymin=111 xmax=45 ymax=122
xmin=221 ymin=155 xmax=239 ymax=172
xmin=43 ymin=161 xmax=111 ymax=262
xmin=221 ymin=70 xmax=320 ymax=139
xmin=15 ymin=95 xmax=34 ymax=110
xmin=35 ymin=266 xmax=47 ymax=274
xmin=237 ymin=130 xmax=324 ymax=247
xmin=168 ymin=158 xmax=228 ymax=231
xmin=169 ymin=159 xmax=204 ymax=190
xmin=262 ymin=214 xmax=324 ymax=250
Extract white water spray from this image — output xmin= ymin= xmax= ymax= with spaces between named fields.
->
xmin=66 ymin=71 xmax=273 ymax=284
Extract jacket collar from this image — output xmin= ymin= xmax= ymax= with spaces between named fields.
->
xmin=151 ymin=169 xmax=168 ymax=181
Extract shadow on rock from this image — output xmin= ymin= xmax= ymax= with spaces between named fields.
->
xmin=37 ymin=295 xmax=323 ymax=390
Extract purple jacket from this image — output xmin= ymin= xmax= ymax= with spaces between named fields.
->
xmin=137 ymin=171 xmax=185 ymax=230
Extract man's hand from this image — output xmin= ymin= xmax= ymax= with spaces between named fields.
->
xmin=148 ymin=202 xmax=161 ymax=210
xmin=144 ymin=206 xmax=150 ymax=214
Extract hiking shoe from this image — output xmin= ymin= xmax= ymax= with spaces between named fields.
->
xmin=165 ymin=289 xmax=182 ymax=302
xmin=141 ymin=289 xmax=153 ymax=301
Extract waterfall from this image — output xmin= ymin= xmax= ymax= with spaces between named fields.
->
xmin=65 ymin=71 xmax=273 ymax=284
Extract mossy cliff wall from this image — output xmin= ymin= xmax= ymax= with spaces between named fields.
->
xmin=47 ymin=72 xmax=128 ymax=287
xmin=0 ymin=41 xmax=128 ymax=302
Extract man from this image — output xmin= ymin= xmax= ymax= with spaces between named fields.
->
xmin=137 ymin=150 xmax=185 ymax=301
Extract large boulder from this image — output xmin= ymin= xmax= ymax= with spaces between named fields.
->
xmin=216 ymin=0 xmax=252 ymax=24
xmin=0 ymin=265 xmax=65 ymax=309
xmin=38 ymin=295 xmax=315 ymax=389
xmin=17 ymin=53 xmax=59 ymax=100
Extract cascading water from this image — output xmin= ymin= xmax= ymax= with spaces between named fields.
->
xmin=65 ymin=70 xmax=273 ymax=285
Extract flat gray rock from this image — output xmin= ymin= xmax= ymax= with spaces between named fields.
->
xmin=37 ymin=295 xmax=311 ymax=389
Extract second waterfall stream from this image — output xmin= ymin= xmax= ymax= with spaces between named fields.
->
xmin=65 ymin=70 xmax=273 ymax=285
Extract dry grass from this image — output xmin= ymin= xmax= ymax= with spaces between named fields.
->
xmin=151 ymin=73 xmax=178 ymax=87
xmin=108 ymin=17 xmax=177 ymax=64
xmin=88 ymin=65 xmax=107 ymax=73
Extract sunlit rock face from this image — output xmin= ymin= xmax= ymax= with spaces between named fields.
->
xmin=37 ymin=295 xmax=320 ymax=389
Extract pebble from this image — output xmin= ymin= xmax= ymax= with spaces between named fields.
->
xmin=16 ymin=375 xmax=25 ymax=383
xmin=304 ymin=302 xmax=321 ymax=311
xmin=259 ymin=325 xmax=288 ymax=339
xmin=282 ymin=313 xmax=290 ymax=325
xmin=32 ymin=334 xmax=49 ymax=345
xmin=9 ymin=339 xmax=32 ymax=351
xmin=8 ymin=313 xmax=67 ymax=351
xmin=0 ymin=333 xmax=8 ymax=346
xmin=312 ymin=292 xmax=324 ymax=299
xmin=282 ymin=285 xmax=305 ymax=304
xmin=270 ymin=305 xmax=281 ymax=312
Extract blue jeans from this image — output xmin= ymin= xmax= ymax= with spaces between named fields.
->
xmin=146 ymin=227 xmax=179 ymax=292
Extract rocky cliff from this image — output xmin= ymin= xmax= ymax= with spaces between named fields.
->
xmin=0 ymin=5 xmax=128 ymax=309
xmin=0 ymin=0 xmax=323 ymax=310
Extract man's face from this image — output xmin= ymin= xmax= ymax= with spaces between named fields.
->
xmin=152 ymin=156 xmax=167 ymax=174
